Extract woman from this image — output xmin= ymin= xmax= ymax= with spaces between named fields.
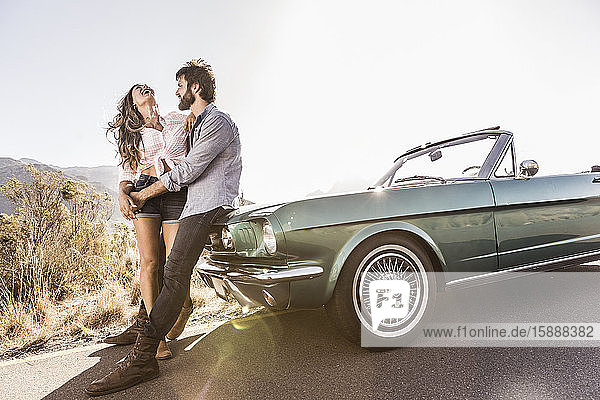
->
xmin=104 ymin=83 xmax=195 ymax=359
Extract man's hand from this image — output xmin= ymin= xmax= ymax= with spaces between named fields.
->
xmin=130 ymin=180 xmax=169 ymax=211
xmin=185 ymin=112 xmax=196 ymax=133
xmin=129 ymin=191 xmax=148 ymax=211
xmin=118 ymin=192 xmax=137 ymax=220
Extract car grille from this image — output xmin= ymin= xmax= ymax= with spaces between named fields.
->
xmin=235 ymin=225 xmax=258 ymax=252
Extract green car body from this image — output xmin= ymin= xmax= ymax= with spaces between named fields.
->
xmin=200 ymin=128 xmax=600 ymax=337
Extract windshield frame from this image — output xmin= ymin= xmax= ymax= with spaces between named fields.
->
xmin=373 ymin=130 xmax=513 ymax=188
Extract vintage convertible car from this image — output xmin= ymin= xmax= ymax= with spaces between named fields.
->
xmin=198 ymin=127 xmax=600 ymax=343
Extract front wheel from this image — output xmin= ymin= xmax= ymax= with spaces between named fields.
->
xmin=325 ymin=234 xmax=437 ymax=346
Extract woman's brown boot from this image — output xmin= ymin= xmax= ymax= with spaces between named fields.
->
xmin=155 ymin=339 xmax=172 ymax=360
xmin=166 ymin=303 xmax=194 ymax=340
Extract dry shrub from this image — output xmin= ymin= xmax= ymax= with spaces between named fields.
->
xmin=80 ymin=282 xmax=128 ymax=330
xmin=128 ymin=274 xmax=141 ymax=306
xmin=0 ymin=298 xmax=53 ymax=357
xmin=0 ymin=165 xmax=129 ymax=307
xmin=0 ymin=166 xmax=139 ymax=355
xmin=59 ymin=301 xmax=86 ymax=336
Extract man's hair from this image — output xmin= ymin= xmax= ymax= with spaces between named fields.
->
xmin=176 ymin=59 xmax=216 ymax=103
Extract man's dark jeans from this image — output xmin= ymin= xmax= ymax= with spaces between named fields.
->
xmin=143 ymin=207 xmax=220 ymax=340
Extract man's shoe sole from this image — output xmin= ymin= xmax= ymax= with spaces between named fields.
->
xmin=84 ymin=370 xmax=159 ymax=397
xmin=102 ymin=337 xmax=137 ymax=345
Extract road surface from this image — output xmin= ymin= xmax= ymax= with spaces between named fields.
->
xmin=2 ymin=266 xmax=600 ymax=399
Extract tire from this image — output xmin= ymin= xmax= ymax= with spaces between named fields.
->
xmin=325 ymin=234 xmax=437 ymax=346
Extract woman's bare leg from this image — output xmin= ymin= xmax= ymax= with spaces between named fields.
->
xmin=162 ymin=222 xmax=192 ymax=307
xmin=133 ymin=217 xmax=162 ymax=314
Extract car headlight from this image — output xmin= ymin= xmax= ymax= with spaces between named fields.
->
xmin=262 ymin=221 xmax=277 ymax=255
xmin=222 ymin=227 xmax=234 ymax=250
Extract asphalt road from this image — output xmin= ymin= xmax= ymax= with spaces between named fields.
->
xmin=3 ymin=266 xmax=600 ymax=399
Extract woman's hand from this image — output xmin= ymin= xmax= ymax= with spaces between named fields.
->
xmin=185 ymin=112 xmax=196 ymax=133
xmin=129 ymin=191 xmax=148 ymax=211
xmin=118 ymin=192 xmax=137 ymax=220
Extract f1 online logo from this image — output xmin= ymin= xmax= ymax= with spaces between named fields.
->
xmin=369 ymin=280 xmax=410 ymax=331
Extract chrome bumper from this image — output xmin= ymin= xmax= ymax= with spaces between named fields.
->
xmin=196 ymin=261 xmax=323 ymax=310
xmin=199 ymin=262 xmax=324 ymax=283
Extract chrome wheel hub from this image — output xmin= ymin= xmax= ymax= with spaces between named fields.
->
xmin=352 ymin=244 xmax=429 ymax=337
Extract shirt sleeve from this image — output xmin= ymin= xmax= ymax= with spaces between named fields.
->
xmin=160 ymin=115 xmax=235 ymax=192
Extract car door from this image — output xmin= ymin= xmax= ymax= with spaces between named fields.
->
xmin=491 ymin=171 xmax=600 ymax=270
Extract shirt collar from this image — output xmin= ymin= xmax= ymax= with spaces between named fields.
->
xmin=192 ymin=102 xmax=215 ymax=131
xmin=199 ymin=102 xmax=215 ymax=121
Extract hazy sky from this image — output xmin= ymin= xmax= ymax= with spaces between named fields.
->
xmin=1 ymin=0 xmax=599 ymax=203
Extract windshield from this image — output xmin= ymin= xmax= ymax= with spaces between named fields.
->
xmin=375 ymin=134 xmax=500 ymax=187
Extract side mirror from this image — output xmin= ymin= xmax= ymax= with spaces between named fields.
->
xmin=518 ymin=160 xmax=539 ymax=179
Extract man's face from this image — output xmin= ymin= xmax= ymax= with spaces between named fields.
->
xmin=176 ymin=76 xmax=195 ymax=111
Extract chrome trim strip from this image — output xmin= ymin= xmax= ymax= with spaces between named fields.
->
xmin=446 ymin=249 xmax=600 ymax=289
xmin=198 ymin=263 xmax=324 ymax=283
xmin=481 ymin=133 xmax=512 ymax=179
xmin=198 ymin=262 xmax=226 ymax=272
xmin=461 ymin=234 xmax=600 ymax=262
xmin=498 ymin=233 xmax=600 ymax=256
xmin=251 ymin=266 xmax=323 ymax=282
xmin=460 ymin=252 xmax=497 ymax=262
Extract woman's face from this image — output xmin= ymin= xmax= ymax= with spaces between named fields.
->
xmin=131 ymin=84 xmax=156 ymax=108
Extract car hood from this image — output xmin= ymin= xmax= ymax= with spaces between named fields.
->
xmin=215 ymin=202 xmax=289 ymax=224
xmin=217 ymin=180 xmax=476 ymax=230
xmin=217 ymin=188 xmax=380 ymax=225
xmin=215 ymin=188 xmax=375 ymax=225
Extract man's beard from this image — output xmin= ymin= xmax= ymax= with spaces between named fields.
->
xmin=178 ymin=89 xmax=195 ymax=110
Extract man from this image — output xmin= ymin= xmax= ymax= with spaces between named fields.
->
xmin=86 ymin=59 xmax=242 ymax=396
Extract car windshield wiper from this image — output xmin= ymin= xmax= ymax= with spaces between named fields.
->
xmin=394 ymin=175 xmax=446 ymax=184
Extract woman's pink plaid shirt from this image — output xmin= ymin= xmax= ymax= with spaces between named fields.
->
xmin=118 ymin=112 xmax=188 ymax=183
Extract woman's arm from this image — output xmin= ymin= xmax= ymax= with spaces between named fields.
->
xmin=118 ymin=181 xmax=137 ymax=220
xmin=118 ymin=162 xmax=137 ymax=220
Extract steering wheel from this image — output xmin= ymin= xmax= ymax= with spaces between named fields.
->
xmin=462 ymin=165 xmax=481 ymax=175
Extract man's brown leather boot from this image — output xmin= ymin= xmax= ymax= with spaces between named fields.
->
xmin=103 ymin=314 xmax=149 ymax=345
xmin=86 ymin=333 xmax=160 ymax=397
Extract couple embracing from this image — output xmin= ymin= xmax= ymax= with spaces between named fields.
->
xmin=86 ymin=59 xmax=242 ymax=396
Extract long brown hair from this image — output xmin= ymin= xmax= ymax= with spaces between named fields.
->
xmin=107 ymin=84 xmax=145 ymax=172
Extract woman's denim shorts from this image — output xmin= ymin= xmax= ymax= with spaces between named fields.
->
xmin=131 ymin=174 xmax=187 ymax=223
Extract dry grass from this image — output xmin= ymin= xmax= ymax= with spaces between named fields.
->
xmin=0 ymin=298 xmax=54 ymax=357
xmin=80 ymin=283 xmax=128 ymax=330
xmin=0 ymin=266 xmax=240 ymax=360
